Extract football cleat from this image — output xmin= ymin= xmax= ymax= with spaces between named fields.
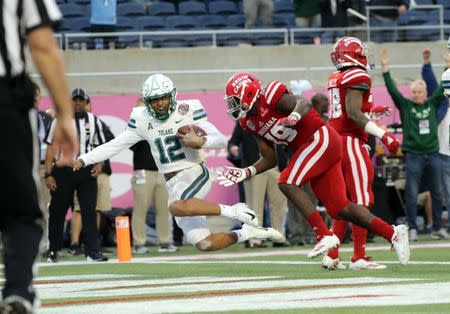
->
xmin=231 ymin=203 xmax=259 ymax=227
xmin=349 ymin=256 xmax=387 ymax=270
xmin=391 ymin=224 xmax=410 ymax=265
xmin=241 ymin=224 xmax=284 ymax=242
xmin=307 ymin=234 xmax=340 ymax=259
xmin=322 ymin=255 xmax=346 ymax=270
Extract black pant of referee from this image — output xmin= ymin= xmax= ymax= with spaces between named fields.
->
xmin=0 ymin=75 xmax=43 ymax=307
xmin=48 ymin=165 xmax=106 ymax=261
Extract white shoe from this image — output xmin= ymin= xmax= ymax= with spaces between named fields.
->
xmin=391 ymin=224 xmax=410 ymax=265
xmin=133 ymin=245 xmax=149 ymax=254
xmin=349 ymin=257 xmax=387 ymax=270
xmin=409 ymin=228 xmax=418 ymax=242
xmin=231 ymin=203 xmax=259 ymax=227
xmin=158 ymin=244 xmax=178 ymax=253
xmin=242 ymin=224 xmax=284 ymax=242
xmin=430 ymin=228 xmax=450 ymax=240
xmin=322 ymin=255 xmax=346 ymax=270
xmin=307 ymin=234 xmax=340 ymax=259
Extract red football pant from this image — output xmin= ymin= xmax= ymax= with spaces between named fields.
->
xmin=279 ymin=126 xmax=351 ymax=218
xmin=328 ymin=135 xmax=375 ymax=260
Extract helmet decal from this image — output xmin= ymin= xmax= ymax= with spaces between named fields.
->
xmin=141 ymin=74 xmax=177 ymax=120
xmin=224 ymin=72 xmax=262 ymax=121
xmin=331 ymin=36 xmax=374 ymax=71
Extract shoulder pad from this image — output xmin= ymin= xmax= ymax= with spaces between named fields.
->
xmin=127 ymin=107 xmax=148 ymax=130
xmin=178 ymin=99 xmax=207 ymax=121
xmin=264 ymin=80 xmax=288 ymax=106
xmin=340 ymin=68 xmax=371 ymax=88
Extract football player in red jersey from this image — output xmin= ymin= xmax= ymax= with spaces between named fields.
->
xmin=323 ymin=36 xmax=401 ymax=270
xmin=217 ymin=72 xmax=410 ymax=265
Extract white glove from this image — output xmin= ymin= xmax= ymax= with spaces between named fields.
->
xmin=216 ymin=166 xmax=256 ymax=187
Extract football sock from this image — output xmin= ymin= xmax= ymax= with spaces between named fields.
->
xmin=369 ymin=218 xmax=394 ymax=242
xmin=352 ymin=224 xmax=368 ymax=261
xmin=327 ymin=219 xmax=348 ymax=259
xmin=219 ymin=204 xmax=234 ymax=218
xmin=232 ymin=229 xmax=248 ymax=243
xmin=306 ymin=211 xmax=332 ymax=240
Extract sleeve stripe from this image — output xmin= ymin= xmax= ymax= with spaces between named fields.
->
xmin=193 ymin=109 xmax=206 ymax=118
xmin=128 ymin=119 xmax=137 ymax=128
xmin=343 ymin=68 xmax=365 ymax=79
xmin=193 ymin=113 xmax=207 ymax=120
xmin=266 ymin=81 xmax=282 ymax=104
xmin=264 ymin=81 xmax=277 ymax=98
xmin=341 ymin=73 xmax=370 ymax=85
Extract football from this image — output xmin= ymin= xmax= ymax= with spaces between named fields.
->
xmin=177 ymin=124 xmax=207 ymax=137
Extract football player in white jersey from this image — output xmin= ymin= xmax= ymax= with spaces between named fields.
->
xmin=72 ymin=74 xmax=283 ymax=251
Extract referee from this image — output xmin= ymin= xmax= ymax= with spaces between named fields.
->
xmin=0 ymin=1 xmax=77 ymax=313
xmin=44 ymin=88 xmax=108 ymax=263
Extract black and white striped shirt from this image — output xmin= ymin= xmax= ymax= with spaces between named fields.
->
xmin=0 ymin=0 xmax=61 ymax=78
xmin=44 ymin=112 xmax=107 ymax=156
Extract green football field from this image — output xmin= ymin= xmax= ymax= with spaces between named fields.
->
xmin=2 ymin=235 xmax=450 ymax=314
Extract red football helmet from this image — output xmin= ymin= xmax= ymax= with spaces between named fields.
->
xmin=224 ymin=72 xmax=262 ymax=120
xmin=331 ymin=36 xmax=374 ymax=71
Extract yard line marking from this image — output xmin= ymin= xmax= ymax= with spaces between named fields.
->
xmin=21 ymin=242 xmax=450 ymax=268
xmin=37 ymin=277 xmax=419 ymax=300
xmin=38 ymin=282 xmax=450 ymax=313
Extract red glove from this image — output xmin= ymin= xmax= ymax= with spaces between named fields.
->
xmin=381 ymin=132 xmax=400 ymax=154
xmin=276 ymin=112 xmax=301 ymax=127
xmin=369 ymin=105 xmax=391 ymax=120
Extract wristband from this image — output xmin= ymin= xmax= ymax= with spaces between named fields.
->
xmin=290 ymin=112 xmax=301 ymax=120
xmin=364 ymin=121 xmax=386 ymax=138
xmin=78 ymin=158 xmax=86 ymax=168
xmin=245 ymin=166 xmax=257 ymax=177
xmin=44 ymin=172 xmax=52 ymax=178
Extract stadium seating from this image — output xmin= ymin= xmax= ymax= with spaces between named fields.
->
xmin=436 ymin=0 xmax=450 ymax=9
xmin=166 ymin=15 xmax=197 ymax=30
xmin=136 ymin=16 xmax=166 ymax=31
xmin=179 ymin=1 xmax=208 ymax=16
xmin=274 ymin=0 xmax=294 ymax=14
xmin=117 ymin=3 xmax=146 ymax=17
xmin=227 ymin=14 xmax=245 ymax=28
xmin=272 ymin=14 xmax=296 ymax=28
xmin=208 ymin=1 xmax=239 ymax=15
xmin=59 ymin=3 xmax=86 ymax=18
xmin=60 ymin=17 xmax=91 ymax=32
xmin=197 ymin=15 xmax=227 ymax=29
xmin=147 ymin=2 xmax=177 ymax=16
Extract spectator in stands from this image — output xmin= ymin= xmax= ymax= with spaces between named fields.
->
xmin=380 ymin=48 xmax=447 ymax=242
xmin=44 ymin=88 xmax=108 ymax=262
xmin=421 ymin=45 xmax=450 ymax=235
xmin=319 ymin=0 xmax=351 ymax=28
xmin=90 ymin=0 xmax=117 ymax=49
xmin=228 ymin=121 xmax=289 ymax=248
xmin=69 ymin=96 xmax=115 ymax=255
xmin=366 ymin=0 xmax=409 ymax=42
xmin=33 ymin=82 xmax=53 ymax=253
xmin=294 ymin=0 xmax=321 ymax=44
xmin=294 ymin=0 xmax=321 ymax=28
xmin=130 ymin=98 xmax=177 ymax=254
xmin=244 ymin=0 xmax=273 ymax=29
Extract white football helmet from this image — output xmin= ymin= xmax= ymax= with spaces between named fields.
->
xmin=141 ymin=73 xmax=177 ymax=120
xmin=442 ymin=69 xmax=450 ymax=98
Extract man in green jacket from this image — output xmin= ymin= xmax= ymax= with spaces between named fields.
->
xmin=380 ymin=49 xmax=447 ymax=242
